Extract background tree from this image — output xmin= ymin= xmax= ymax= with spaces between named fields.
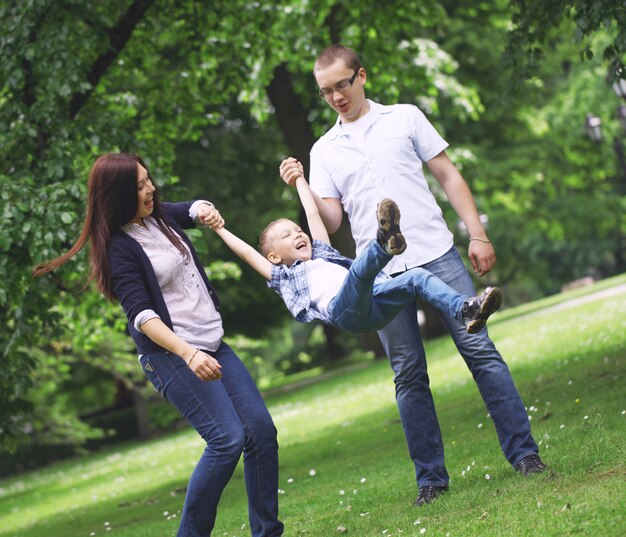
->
xmin=1 ymin=0 xmax=624 ymax=462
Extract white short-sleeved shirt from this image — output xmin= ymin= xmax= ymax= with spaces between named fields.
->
xmin=310 ymin=100 xmax=454 ymax=274
xmin=305 ymin=257 xmax=348 ymax=316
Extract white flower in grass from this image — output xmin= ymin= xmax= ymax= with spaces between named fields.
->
xmin=560 ymin=424 xmax=565 ymax=429
xmin=413 ymin=519 xmax=421 ymax=525
xmin=104 ymin=521 xmax=110 ymax=526
xmin=360 ymin=477 xmax=367 ymax=483
xmin=339 ymin=489 xmax=345 ymax=495
xmin=353 ymin=489 xmax=358 ymax=494
xmin=90 ymin=533 xmax=95 ymax=536
xmin=537 ymin=501 xmax=542 ymax=508
xmin=359 ymin=511 xmax=369 ymax=516
xmin=485 ymin=474 xmax=491 ymax=480
xmin=477 ymin=423 xmax=483 ymax=429
xmin=309 ymin=469 xmax=316 ymax=476
xmin=584 ymin=415 xmax=589 ymax=420
xmin=568 ymin=380 xmax=573 ymax=385
xmin=287 ymin=478 xmax=294 ymax=483
xmin=420 ymin=529 xmax=426 ymax=534
xmin=621 ymin=410 xmax=625 ymax=415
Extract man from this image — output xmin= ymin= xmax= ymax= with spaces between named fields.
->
xmin=279 ymin=44 xmax=546 ymax=506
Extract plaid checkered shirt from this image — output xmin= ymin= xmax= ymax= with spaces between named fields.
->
xmin=267 ymin=240 xmax=353 ymax=323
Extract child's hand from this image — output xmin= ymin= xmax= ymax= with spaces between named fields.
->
xmin=279 ymin=157 xmax=304 ymax=186
xmin=198 ymin=204 xmax=225 ymax=229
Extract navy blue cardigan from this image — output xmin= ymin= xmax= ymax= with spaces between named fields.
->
xmin=108 ymin=201 xmax=220 ymax=355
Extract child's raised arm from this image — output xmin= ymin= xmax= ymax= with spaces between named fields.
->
xmin=213 ymin=227 xmax=273 ymax=281
xmin=295 ymin=176 xmax=330 ymax=245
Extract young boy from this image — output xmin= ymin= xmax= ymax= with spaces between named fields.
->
xmin=210 ymin=176 xmax=502 ymax=334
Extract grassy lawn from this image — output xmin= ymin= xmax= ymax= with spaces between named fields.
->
xmin=0 ymin=278 xmax=624 ymax=536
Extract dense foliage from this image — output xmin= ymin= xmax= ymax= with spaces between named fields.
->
xmin=1 ymin=0 xmax=624 ymax=461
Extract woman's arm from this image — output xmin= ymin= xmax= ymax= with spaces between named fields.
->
xmin=213 ymin=226 xmax=273 ymax=280
xmin=140 ymin=318 xmax=222 ymax=381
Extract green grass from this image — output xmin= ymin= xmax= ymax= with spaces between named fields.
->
xmin=1 ymin=279 xmax=625 ymax=537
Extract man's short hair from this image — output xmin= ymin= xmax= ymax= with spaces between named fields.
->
xmin=314 ymin=44 xmax=362 ymax=73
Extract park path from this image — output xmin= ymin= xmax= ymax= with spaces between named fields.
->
xmin=263 ymin=280 xmax=626 ymax=396
xmin=522 ymin=281 xmax=626 ymax=318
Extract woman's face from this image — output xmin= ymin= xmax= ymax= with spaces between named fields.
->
xmin=131 ymin=164 xmax=155 ymax=224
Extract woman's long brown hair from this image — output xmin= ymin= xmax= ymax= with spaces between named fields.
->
xmin=33 ymin=153 xmax=187 ymax=300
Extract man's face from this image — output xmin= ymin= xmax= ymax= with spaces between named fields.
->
xmin=315 ymin=60 xmax=368 ymax=123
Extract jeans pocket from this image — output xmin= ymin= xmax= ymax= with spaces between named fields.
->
xmin=141 ymin=356 xmax=165 ymax=396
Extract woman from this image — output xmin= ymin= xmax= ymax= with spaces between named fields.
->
xmin=33 ymin=153 xmax=284 ymax=537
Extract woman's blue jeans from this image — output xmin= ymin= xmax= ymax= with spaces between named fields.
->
xmin=327 ymin=240 xmax=467 ymax=333
xmin=377 ymin=246 xmax=539 ymax=487
xmin=140 ymin=342 xmax=283 ymax=537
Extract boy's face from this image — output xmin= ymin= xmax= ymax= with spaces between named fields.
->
xmin=267 ymin=219 xmax=312 ymax=267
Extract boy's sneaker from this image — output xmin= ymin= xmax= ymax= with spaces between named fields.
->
xmin=377 ymin=199 xmax=407 ymax=255
xmin=462 ymin=286 xmax=503 ymax=334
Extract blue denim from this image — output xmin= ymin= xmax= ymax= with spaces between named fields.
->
xmin=378 ymin=247 xmax=539 ymax=487
xmin=140 ymin=342 xmax=283 ymax=537
xmin=327 ymin=240 xmax=468 ymax=333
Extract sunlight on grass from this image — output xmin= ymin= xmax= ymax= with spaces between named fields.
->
xmin=0 ymin=281 xmax=624 ymax=537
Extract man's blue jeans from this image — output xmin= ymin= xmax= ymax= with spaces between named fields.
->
xmin=328 ymin=240 xmax=468 ymax=333
xmin=378 ymin=246 xmax=539 ymax=487
xmin=140 ymin=342 xmax=283 ymax=537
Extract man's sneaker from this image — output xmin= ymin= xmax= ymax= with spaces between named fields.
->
xmin=516 ymin=454 xmax=547 ymax=476
xmin=415 ymin=485 xmax=448 ymax=506
xmin=376 ymin=198 xmax=407 ymax=255
xmin=462 ymin=286 xmax=503 ymax=334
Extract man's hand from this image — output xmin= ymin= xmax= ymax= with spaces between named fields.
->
xmin=279 ymin=157 xmax=304 ymax=186
xmin=468 ymin=240 xmax=496 ymax=276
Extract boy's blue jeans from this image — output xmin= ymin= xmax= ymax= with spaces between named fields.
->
xmin=327 ymin=240 xmax=468 ymax=333
xmin=140 ymin=342 xmax=283 ymax=537
xmin=377 ymin=246 xmax=539 ymax=488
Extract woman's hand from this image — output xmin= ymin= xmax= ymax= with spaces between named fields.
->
xmin=186 ymin=349 xmax=222 ymax=381
xmin=198 ymin=204 xmax=225 ymax=229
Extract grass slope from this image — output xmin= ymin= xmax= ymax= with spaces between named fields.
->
xmin=0 ymin=278 xmax=624 ymax=537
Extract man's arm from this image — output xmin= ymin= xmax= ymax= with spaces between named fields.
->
xmin=280 ymin=157 xmax=343 ymax=233
xmin=213 ymin=226 xmax=273 ymax=281
xmin=426 ymin=151 xmax=496 ymax=276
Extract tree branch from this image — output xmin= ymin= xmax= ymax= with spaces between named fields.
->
xmin=69 ymin=0 xmax=156 ymax=118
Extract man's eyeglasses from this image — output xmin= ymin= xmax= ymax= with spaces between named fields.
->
xmin=318 ymin=70 xmax=359 ymax=99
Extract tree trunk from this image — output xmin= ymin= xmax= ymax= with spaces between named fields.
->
xmin=133 ymin=386 xmax=151 ymax=440
xmin=266 ymin=63 xmax=384 ymax=361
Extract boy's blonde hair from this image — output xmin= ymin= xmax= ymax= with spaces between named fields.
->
xmin=259 ymin=218 xmax=292 ymax=258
